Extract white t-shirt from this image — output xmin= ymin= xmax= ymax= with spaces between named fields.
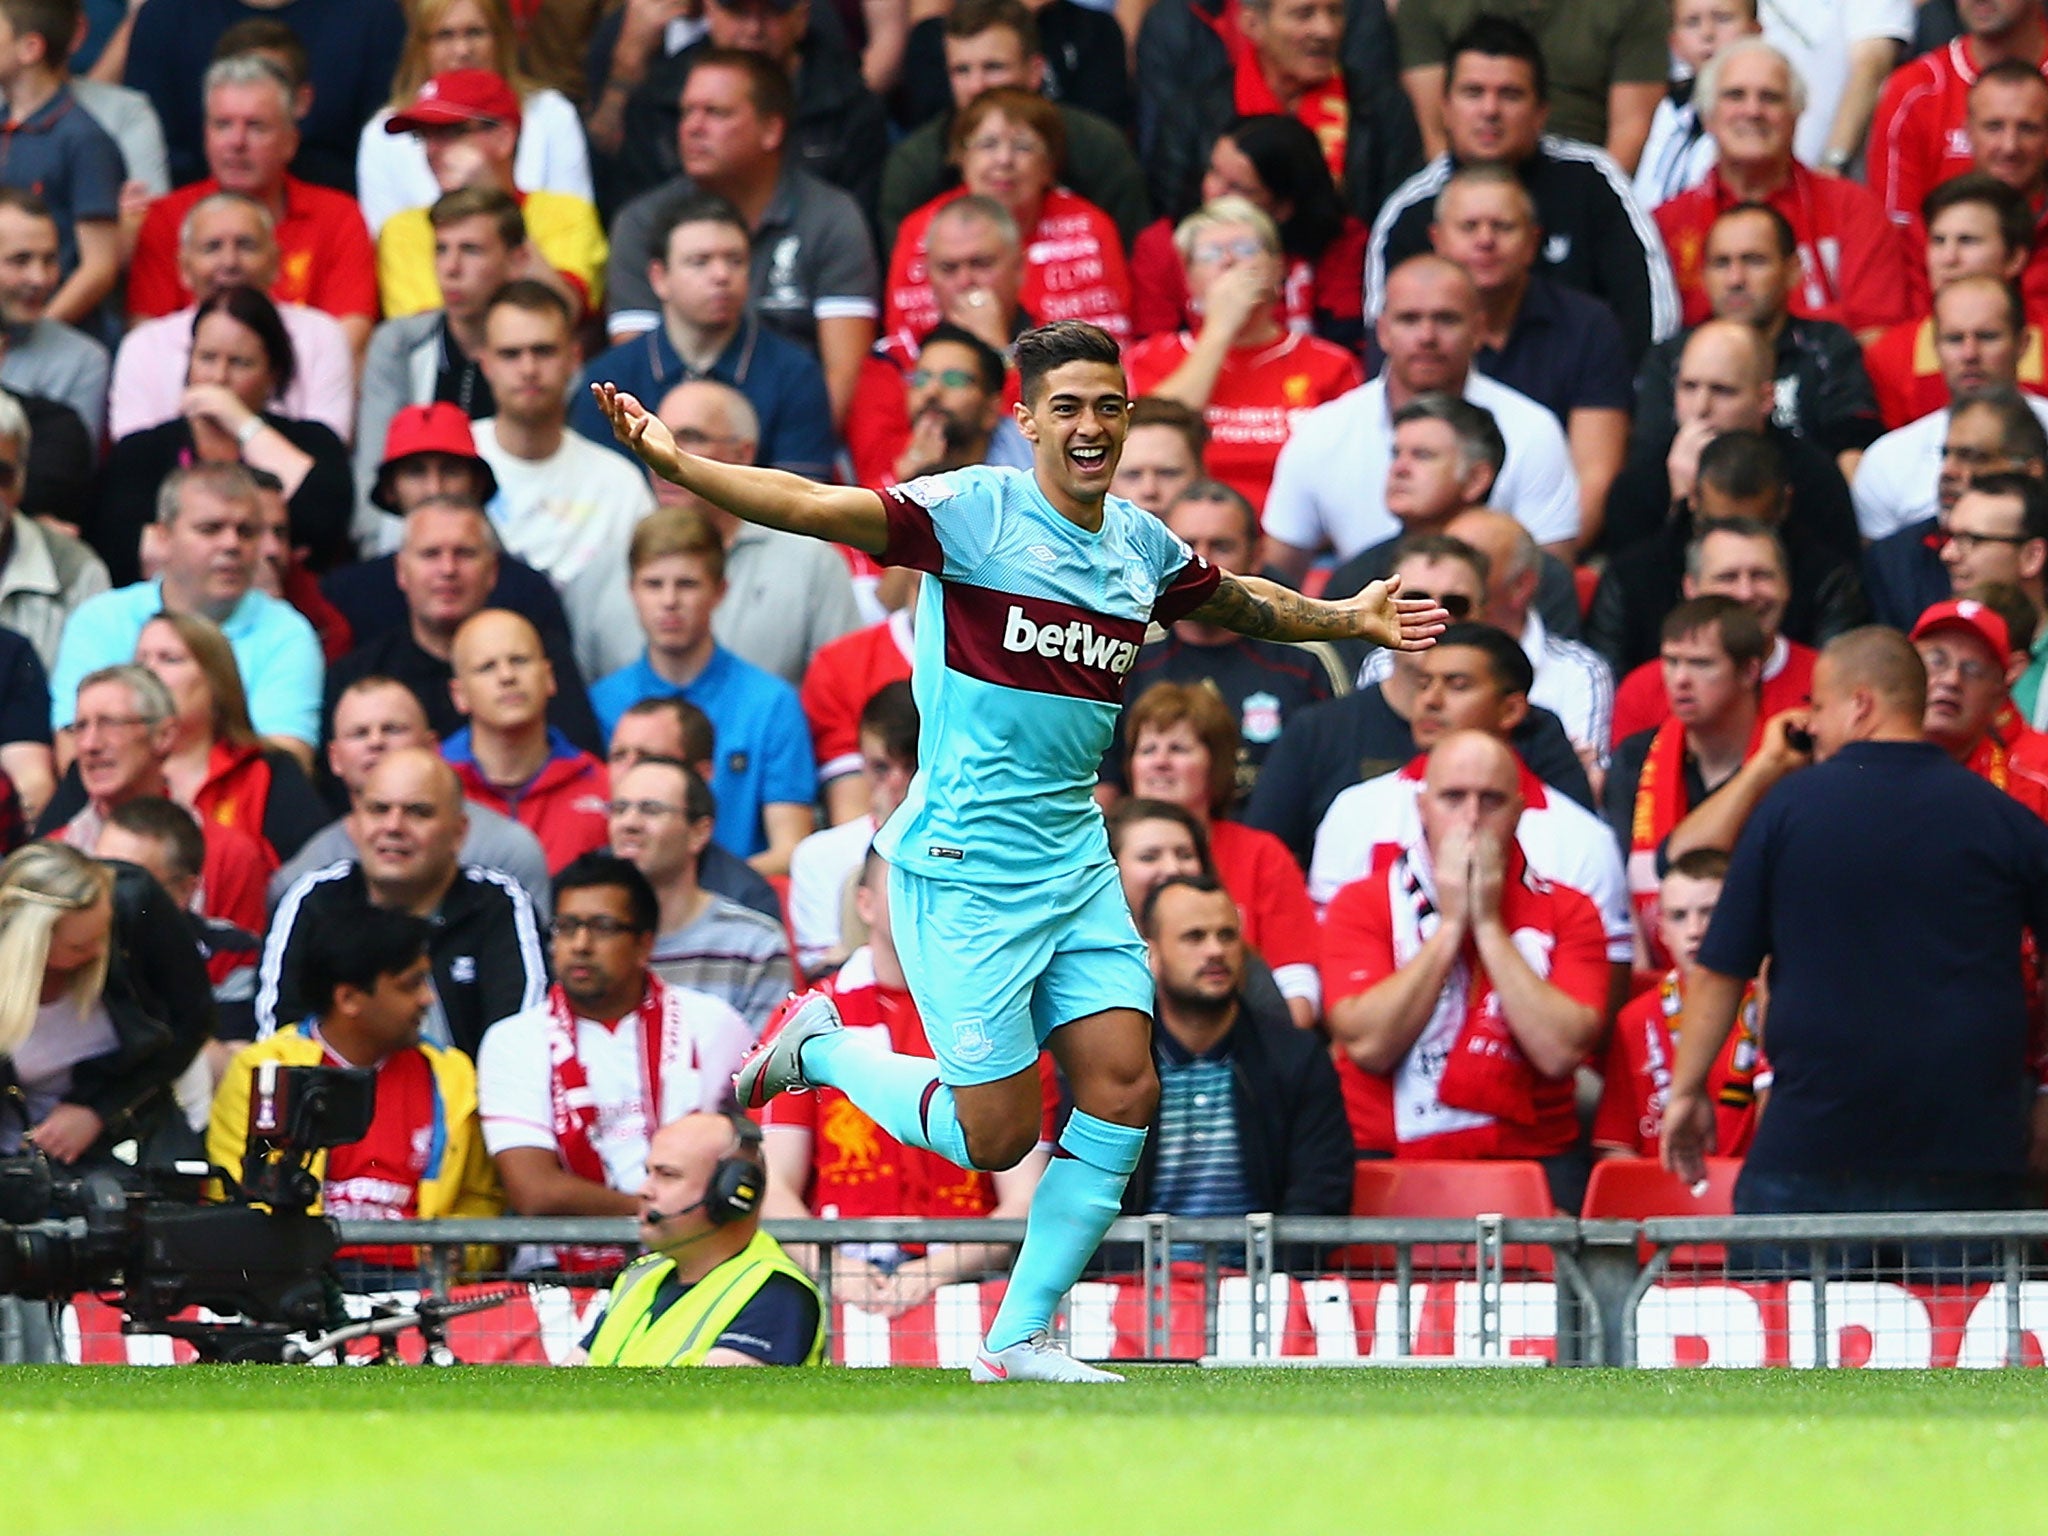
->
xmin=472 ymin=419 xmax=658 ymax=681
xmin=1852 ymin=395 xmax=2048 ymax=540
xmin=786 ymin=814 xmax=876 ymax=973
xmin=1760 ymin=0 xmax=1915 ymax=169
xmin=476 ymin=989 xmax=753 ymax=1193
xmin=1263 ymin=372 xmax=1581 ymax=558
xmin=4 ymin=995 xmax=119 ymax=1150
xmin=1307 ymin=766 xmax=1634 ymax=964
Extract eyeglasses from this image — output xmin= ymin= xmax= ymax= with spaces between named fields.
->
xmin=1403 ymin=591 xmax=1474 ymax=620
xmin=73 ymin=714 xmax=152 ymax=736
xmin=1188 ymin=238 xmax=1266 ymax=267
xmin=1919 ymin=646 xmax=1999 ymax=684
xmin=1942 ymin=530 xmax=2033 ymax=554
xmin=908 ymin=367 xmax=978 ymax=390
xmin=548 ymin=915 xmax=643 ymax=940
xmin=607 ymin=799 xmax=687 ymax=820
xmin=964 ymin=134 xmax=1046 ymax=159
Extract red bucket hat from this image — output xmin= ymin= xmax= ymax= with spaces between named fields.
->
xmin=372 ymin=402 xmax=499 ymax=512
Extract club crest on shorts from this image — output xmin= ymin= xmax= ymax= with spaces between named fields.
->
xmin=952 ymin=1016 xmax=993 ymax=1065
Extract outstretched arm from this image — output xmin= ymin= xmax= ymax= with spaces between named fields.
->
xmin=1184 ymin=571 xmax=1447 ymax=651
xmin=593 ymin=383 xmax=889 ymax=552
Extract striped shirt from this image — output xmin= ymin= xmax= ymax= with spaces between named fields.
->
xmin=1149 ymin=1038 xmax=1252 ymax=1226
xmin=649 ymin=893 xmax=792 ymax=1036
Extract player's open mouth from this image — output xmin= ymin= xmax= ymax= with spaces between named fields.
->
xmin=1071 ymin=445 xmax=1108 ymax=472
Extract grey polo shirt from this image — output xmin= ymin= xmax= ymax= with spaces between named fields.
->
xmin=712 ymin=522 xmax=863 ymax=688
xmin=605 ymin=167 xmax=879 ymax=353
xmin=1 ymin=320 xmax=109 ymax=439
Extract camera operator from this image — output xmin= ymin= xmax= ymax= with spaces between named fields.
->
xmin=209 ymin=906 xmax=501 ymax=1279
xmin=0 ymin=842 xmax=214 ymax=1170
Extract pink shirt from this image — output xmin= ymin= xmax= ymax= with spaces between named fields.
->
xmin=107 ymin=302 xmax=357 ymax=444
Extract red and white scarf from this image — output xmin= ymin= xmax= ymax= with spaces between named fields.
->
xmin=1385 ymin=842 xmax=1545 ymax=1142
xmin=545 ymin=977 xmax=694 ymax=1274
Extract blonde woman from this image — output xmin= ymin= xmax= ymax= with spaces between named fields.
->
xmin=0 ymin=843 xmax=214 ymax=1167
xmin=355 ymin=0 xmax=594 ymax=235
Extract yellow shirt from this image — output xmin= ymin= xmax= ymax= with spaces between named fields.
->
xmin=377 ymin=189 xmax=608 ymax=317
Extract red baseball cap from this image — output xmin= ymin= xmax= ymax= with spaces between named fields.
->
xmin=1910 ymin=597 xmax=2012 ymax=662
xmin=386 ymin=69 xmax=522 ymax=135
xmin=372 ymin=403 xmax=499 ymax=512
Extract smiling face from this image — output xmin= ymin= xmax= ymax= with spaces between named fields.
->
xmin=1240 ymin=0 xmax=1343 ymax=94
xmin=1015 ymin=358 xmax=1129 ymax=511
xmin=0 ymin=203 xmax=58 ymax=326
xmin=1970 ymin=74 xmax=2048 ymax=197
xmin=73 ymin=680 xmax=171 ymax=807
xmin=1707 ymin=49 xmax=1796 ymax=170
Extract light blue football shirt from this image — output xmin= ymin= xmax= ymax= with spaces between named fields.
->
xmin=869 ymin=466 xmax=1218 ymax=885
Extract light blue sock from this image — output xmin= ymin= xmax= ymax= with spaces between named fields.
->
xmin=985 ymin=1110 xmax=1147 ymax=1352
xmin=800 ymin=1028 xmax=972 ymax=1167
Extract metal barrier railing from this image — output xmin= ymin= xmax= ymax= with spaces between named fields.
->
xmin=15 ymin=1212 xmax=2047 ymax=1367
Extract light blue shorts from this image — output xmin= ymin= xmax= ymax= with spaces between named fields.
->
xmin=886 ymin=859 xmax=1154 ymax=1087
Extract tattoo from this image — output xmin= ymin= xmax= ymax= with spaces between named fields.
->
xmin=1188 ymin=572 xmax=1371 ymax=643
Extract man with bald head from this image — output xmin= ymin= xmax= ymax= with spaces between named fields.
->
xmin=573 ymin=1111 xmax=822 ymax=1368
xmin=644 ymin=379 xmax=861 ymax=690
xmin=1666 ymin=628 xmax=2048 ymax=1272
xmin=258 ymin=745 xmax=548 ymax=1056
xmin=271 ymin=675 xmax=551 ymax=914
xmin=1604 ymin=319 xmax=1860 ymax=564
xmin=444 ymin=609 xmax=611 ymax=874
xmin=1320 ymin=729 xmax=1612 ymax=1208
xmin=1854 ymin=278 xmax=2048 ymax=543
xmin=1264 ymin=256 xmax=1582 ymax=580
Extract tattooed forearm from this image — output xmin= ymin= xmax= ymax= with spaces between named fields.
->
xmin=1188 ymin=572 xmax=1370 ymax=642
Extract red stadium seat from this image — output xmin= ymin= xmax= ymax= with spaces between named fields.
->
xmin=1333 ymin=1159 xmax=1557 ymax=1276
xmin=1581 ymin=1156 xmax=1742 ymax=1269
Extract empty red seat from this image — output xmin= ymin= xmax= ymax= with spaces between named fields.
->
xmin=1333 ymin=1159 xmax=1556 ymax=1276
xmin=1581 ymin=1156 xmax=1741 ymax=1268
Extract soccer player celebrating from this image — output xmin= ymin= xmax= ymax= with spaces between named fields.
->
xmin=592 ymin=322 xmax=1445 ymax=1384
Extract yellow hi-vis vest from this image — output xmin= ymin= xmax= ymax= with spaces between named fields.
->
xmin=584 ymin=1229 xmax=825 ymax=1367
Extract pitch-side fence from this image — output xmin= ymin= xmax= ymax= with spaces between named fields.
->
xmin=14 ymin=1213 xmax=2048 ymax=1367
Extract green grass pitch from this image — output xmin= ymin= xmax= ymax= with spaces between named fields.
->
xmin=5 ymin=1367 xmax=2045 ymax=1535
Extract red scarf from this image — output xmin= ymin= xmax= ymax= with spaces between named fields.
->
xmin=545 ymin=977 xmax=691 ymax=1275
xmin=1387 ymin=844 xmax=1543 ymax=1134
xmin=1225 ymin=0 xmax=1349 ymax=185
xmin=1629 ymin=715 xmax=1763 ymax=966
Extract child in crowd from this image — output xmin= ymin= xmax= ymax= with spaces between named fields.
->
xmin=1632 ymin=0 xmax=1758 ymax=209
xmin=1594 ymin=847 xmax=1766 ymax=1160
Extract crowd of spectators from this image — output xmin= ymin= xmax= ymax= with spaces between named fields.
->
xmin=3 ymin=0 xmax=2048 ymax=1290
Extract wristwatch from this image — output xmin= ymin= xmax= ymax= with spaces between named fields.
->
xmin=1821 ymin=148 xmax=1853 ymax=173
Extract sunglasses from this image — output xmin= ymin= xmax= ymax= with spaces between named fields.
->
xmin=1404 ymin=591 xmax=1473 ymax=620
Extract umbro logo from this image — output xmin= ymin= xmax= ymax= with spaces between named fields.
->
xmin=1027 ymin=544 xmax=1057 ymax=565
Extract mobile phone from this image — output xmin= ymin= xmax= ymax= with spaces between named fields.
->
xmin=1784 ymin=725 xmax=1814 ymax=755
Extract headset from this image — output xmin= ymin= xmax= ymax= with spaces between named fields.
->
xmin=643 ymin=1111 xmax=765 ymax=1227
